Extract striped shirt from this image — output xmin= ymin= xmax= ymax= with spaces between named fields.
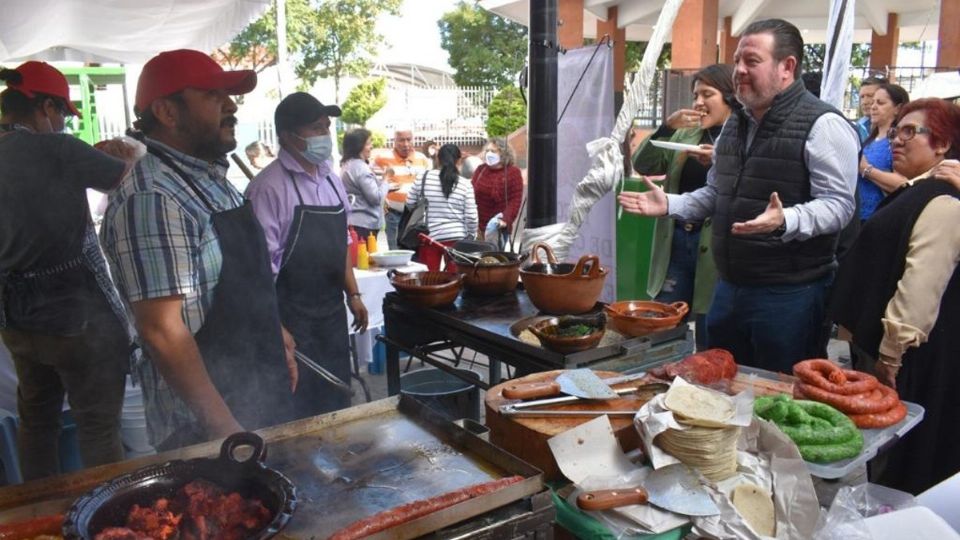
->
xmin=101 ymin=138 xmax=244 ymax=446
xmin=406 ymin=170 xmax=478 ymax=242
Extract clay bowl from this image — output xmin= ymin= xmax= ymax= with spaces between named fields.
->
xmin=457 ymin=252 xmax=522 ymax=296
xmin=603 ymin=300 xmax=689 ymax=337
xmin=389 ymin=270 xmax=463 ymax=308
xmin=520 ymin=242 xmax=607 ymax=314
xmin=528 ymin=314 xmax=606 ymax=354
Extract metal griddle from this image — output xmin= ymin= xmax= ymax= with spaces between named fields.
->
xmin=268 ymin=395 xmax=542 ymax=539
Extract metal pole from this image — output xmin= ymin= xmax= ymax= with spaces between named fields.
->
xmin=527 ymin=0 xmax=558 ymax=228
xmin=276 ymin=0 xmax=289 ymax=98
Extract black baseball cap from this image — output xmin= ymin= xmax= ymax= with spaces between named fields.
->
xmin=274 ymin=92 xmax=342 ymax=133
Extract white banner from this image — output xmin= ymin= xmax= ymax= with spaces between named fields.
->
xmin=821 ymin=0 xmax=856 ymax=108
xmin=557 ymin=45 xmax=616 ymax=302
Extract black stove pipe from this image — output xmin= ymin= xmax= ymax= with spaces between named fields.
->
xmin=526 ymin=0 xmax=558 ymax=228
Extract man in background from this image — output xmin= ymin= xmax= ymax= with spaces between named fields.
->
xmin=373 ymin=127 xmax=430 ymax=249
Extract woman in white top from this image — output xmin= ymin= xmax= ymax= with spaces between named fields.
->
xmin=406 ymin=143 xmax=478 ymax=272
xmin=340 ymin=128 xmax=388 ymax=240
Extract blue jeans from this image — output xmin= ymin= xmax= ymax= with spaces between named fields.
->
xmin=655 ymin=225 xmax=708 ymax=349
xmin=385 ymin=210 xmax=402 ymax=250
xmin=706 ymin=273 xmax=832 ymax=374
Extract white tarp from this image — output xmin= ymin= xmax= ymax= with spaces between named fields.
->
xmin=556 ymin=45 xmax=616 ymax=302
xmin=0 ymin=0 xmax=271 ymax=63
xmin=912 ymin=71 xmax=960 ymax=100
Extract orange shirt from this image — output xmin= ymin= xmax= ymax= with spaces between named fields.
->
xmin=373 ymin=149 xmax=431 ymax=211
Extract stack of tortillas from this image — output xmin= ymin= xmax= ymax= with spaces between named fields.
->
xmin=656 ymin=383 xmax=740 ymax=481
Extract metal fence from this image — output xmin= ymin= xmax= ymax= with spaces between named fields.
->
xmin=373 ymin=85 xmax=497 ymax=147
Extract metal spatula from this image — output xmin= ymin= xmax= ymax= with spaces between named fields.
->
xmin=577 ymin=463 xmax=720 ymax=516
xmin=502 ymin=368 xmax=621 ymax=400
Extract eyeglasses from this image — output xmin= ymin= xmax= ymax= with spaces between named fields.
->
xmin=887 ymin=125 xmax=932 ymax=142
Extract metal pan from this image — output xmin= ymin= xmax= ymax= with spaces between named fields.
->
xmin=62 ymin=432 xmax=296 ymax=540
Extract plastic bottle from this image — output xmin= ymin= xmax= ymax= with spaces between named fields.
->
xmin=367 ymin=232 xmax=378 ymax=254
xmin=357 ymin=242 xmax=369 ymax=269
xmin=348 ymin=227 xmax=359 ymax=267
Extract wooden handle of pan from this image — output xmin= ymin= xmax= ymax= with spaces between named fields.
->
xmin=501 ymin=380 xmax=561 ymax=400
xmin=577 ymin=487 xmax=649 ymax=511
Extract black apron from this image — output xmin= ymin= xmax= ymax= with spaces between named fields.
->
xmin=275 ymin=170 xmax=351 ymax=418
xmin=148 ymin=147 xmax=295 ymax=450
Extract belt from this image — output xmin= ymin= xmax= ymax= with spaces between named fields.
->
xmin=675 ymin=221 xmax=702 ymax=233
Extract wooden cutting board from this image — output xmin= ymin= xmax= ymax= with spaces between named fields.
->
xmin=484 ymin=370 xmax=656 ymax=481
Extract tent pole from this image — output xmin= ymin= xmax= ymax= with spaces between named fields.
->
xmin=527 ymin=0 xmax=558 ymax=228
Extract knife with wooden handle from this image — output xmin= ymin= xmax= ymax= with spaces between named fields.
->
xmin=576 ymin=487 xmax=649 ymax=511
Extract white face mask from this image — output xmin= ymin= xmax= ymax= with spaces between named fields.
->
xmin=484 ymin=151 xmax=501 ymax=167
xmin=295 ymin=133 xmax=333 ymax=164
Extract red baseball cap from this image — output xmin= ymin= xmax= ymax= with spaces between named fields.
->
xmin=135 ymin=49 xmax=257 ymax=113
xmin=4 ymin=61 xmax=81 ymax=117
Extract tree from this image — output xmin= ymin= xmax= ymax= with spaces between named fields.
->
xmin=486 ymin=85 xmax=526 ymax=137
xmin=625 ymin=41 xmax=671 ymax=72
xmin=802 ymin=43 xmax=871 ymax=73
xmin=439 ymin=1 xmax=528 ymax=88
xmin=296 ymin=0 xmax=401 ymax=100
xmin=213 ymin=0 xmax=314 ymax=73
xmin=341 ymin=78 xmax=388 ymax=127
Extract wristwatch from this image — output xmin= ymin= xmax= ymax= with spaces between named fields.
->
xmin=772 ymin=221 xmax=787 ymax=237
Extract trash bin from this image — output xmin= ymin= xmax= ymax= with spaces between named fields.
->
xmin=400 ymin=368 xmax=481 ymax=421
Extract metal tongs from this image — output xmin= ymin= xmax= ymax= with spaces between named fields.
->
xmin=498 ymin=378 xmax=669 ymax=417
xmin=418 ymin=233 xmax=482 ymax=264
xmin=295 ymin=350 xmax=355 ymax=396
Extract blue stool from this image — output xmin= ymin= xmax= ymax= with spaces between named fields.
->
xmin=0 ymin=409 xmax=22 ymax=485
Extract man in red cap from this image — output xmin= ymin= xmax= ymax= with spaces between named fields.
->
xmin=0 ymin=61 xmax=133 ymax=479
xmin=101 ymin=50 xmax=298 ymax=451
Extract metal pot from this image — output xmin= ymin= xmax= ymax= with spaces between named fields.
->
xmin=457 ymin=251 xmax=521 ymax=296
xmin=520 ymin=243 xmax=607 ymax=314
xmin=63 ymin=432 xmax=296 ymax=540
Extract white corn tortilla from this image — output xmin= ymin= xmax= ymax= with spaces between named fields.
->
xmin=732 ymin=483 xmax=776 ymax=537
xmin=663 ymin=383 xmax=735 ymax=427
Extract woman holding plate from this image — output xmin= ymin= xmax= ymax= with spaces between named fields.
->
xmin=631 ymin=64 xmax=736 ymax=349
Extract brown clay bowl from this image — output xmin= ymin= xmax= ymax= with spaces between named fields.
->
xmin=603 ymin=300 xmax=689 ymax=337
xmin=389 ymin=270 xmax=463 ymax=308
xmin=528 ymin=314 xmax=606 ymax=354
xmin=520 ymin=242 xmax=607 ymax=314
xmin=457 ymin=252 xmax=521 ymax=296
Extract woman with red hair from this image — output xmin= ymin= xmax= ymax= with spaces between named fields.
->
xmin=831 ymin=98 xmax=960 ymax=494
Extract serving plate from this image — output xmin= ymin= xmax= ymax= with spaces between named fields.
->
xmin=649 ymin=140 xmax=703 ymax=152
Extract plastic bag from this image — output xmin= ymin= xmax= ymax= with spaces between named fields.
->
xmin=812 ymin=483 xmax=916 ymax=540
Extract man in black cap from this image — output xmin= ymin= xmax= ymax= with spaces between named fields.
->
xmin=246 ymin=92 xmax=368 ymax=419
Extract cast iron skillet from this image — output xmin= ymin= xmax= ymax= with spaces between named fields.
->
xmin=63 ymin=432 xmax=296 ymax=540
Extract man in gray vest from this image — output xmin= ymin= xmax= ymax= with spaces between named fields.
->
xmin=619 ymin=18 xmax=859 ymax=373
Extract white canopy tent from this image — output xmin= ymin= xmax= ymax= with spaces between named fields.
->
xmin=0 ymin=0 xmax=271 ymax=64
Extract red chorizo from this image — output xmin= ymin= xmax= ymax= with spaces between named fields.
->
xmin=793 ymin=359 xmax=879 ymax=395
xmin=328 ymin=476 xmax=524 ymax=540
xmin=795 ymin=383 xmax=900 ymax=414
xmin=849 ymin=401 xmax=908 ymax=429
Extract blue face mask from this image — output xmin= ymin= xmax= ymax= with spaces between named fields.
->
xmin=295 ymin=133 xmax=333 ymax=164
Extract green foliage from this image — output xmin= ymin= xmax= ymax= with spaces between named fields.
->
xmin=438 ymin=1 xmax=528 ymax=88
xmin=341 ymin=78 xmax=388 ymax=127
xmin=221 ymin=0 xmax=400 ymax=100
xmin=625 ymin=41 xmax=671 ymax=72
xmin=370 ymin=130 xmax=386 ymax=149
xmin=485 ymin=85 xmax=526 ymax=137
xmin=214 ymin=0 xmax=314 ymax=73
xmin=296 ymin=0 xmax=401 ymax=100
xmin=803 ymin=43 xmax=872 ymax=73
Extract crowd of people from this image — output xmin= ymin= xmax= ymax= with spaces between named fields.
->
xmin=621 ymin=18 xmax=960 ymax=495
xmin=1 ymin=17 xmax=958 ymax=498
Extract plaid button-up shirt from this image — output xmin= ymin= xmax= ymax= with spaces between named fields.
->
xmin=101 ymin=138 xmax=244 ymax=446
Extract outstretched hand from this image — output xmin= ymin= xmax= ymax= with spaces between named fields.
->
xmin=617 ymin=176 xmax=669 ymax=217
xmin=731 ymin=192 xmax=785 ymax=235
